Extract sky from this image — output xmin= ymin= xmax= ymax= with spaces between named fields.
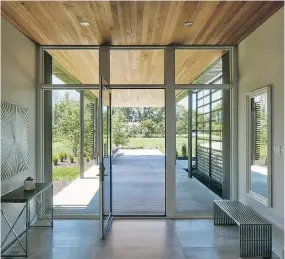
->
xmin=178 ymin=96 xmax=188 ymax=108
xmin=177 ymin=94 xmax=196 ymax=110
xmin=52 ymin=75 xmax=80 ymax=105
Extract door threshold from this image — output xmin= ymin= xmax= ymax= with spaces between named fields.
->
xmin=113 ymin=215 xmax=166 ymax=219
xmin=52 ymin=214 xmax=100 ymax=219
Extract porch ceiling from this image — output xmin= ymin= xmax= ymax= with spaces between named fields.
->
xmin=1 ymin=1 xmax=283 ymax=107
xmin=1 ymin=1 xmax=283 ymax=46
xmin=90 ymin=89 xmax=165 ymax=108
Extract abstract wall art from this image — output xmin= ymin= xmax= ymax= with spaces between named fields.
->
xmin=1 ymin=102 xmax=29 ymax=180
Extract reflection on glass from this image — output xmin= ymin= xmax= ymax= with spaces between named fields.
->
xmin=45 ymin=49 xmax=99 ymax=84
xmin=250 ymin=92 xmax=268 ymax=199
xmin=175 ymin=50 xmax=230 ymax=84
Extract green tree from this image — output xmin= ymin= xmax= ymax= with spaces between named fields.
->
xmin=141 ymin=119 xmax=156 ymax=138
xmin=58 ymin=100 xmax=80 ymax=156
xmin=83 ymin=99 xmax=94 ymax=155
xmin=176 ymin=104 xmax=188 ymax=136
xmin=112 ymin=110 xmax=129 ymax=147
xmin=52 ymin=92 xmax=94 ymax=156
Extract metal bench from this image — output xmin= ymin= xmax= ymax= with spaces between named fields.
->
xmin=214 ymin=200 xmax=272 ymax=258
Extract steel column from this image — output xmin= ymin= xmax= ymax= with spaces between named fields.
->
xmin=188 ymin=90 xmax=193 ymax=178
xmin=80 ymin=90 xmax=84 ymax=178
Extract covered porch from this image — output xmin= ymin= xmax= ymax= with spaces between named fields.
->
xmin=53 ymin=148 xmax=219 ymax=216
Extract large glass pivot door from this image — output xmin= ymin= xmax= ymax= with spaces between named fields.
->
xmin=99 ymin=76 xmax=112 ymax=239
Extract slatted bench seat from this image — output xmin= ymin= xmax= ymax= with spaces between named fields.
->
xmin=214 ymin=200 xmax=272 ymax=258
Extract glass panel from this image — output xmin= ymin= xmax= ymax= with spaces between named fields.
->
xmin=176 ymin=90 xmax=218 ymax=216
xmin=44 ymin=49 xmax=99 ymax=84
xmin=212 ymin=90 xmax=223 ymax=101
xmin=249 ymin=90 xmax=270 ymax=202
xmin=47 ymin=89 xmax=99 ymax=216
xmin=110 ymin=49 xmax=164 ymax=84
xmin=51 ymin=89 xmax=81 ymax=215
xmin=176 ymin=90 xmax=189 ymax=161
xmin=111 ymin=89 xmax=165 ymax=216
xmin=175 ymin=49 xmax=231 ymax=84
xmin=176 ymin=89 xmax=230 ymax=216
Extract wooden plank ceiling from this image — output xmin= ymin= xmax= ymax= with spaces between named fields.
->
xmin=1 ymin=1 xmax=283 ymax=103
xmin=47 ymin=48 xmax=225 ymax=85
xmin=1 ymin=1 xmax=283 ymax=45
xmin=110 ymin=49 xmax=164 ymax=84
xmin=48 ymin=49 xmax=100 ymax=84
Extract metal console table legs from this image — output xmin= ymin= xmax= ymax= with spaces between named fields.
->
xmin=1 ymin=183 xmax=53 ymax=258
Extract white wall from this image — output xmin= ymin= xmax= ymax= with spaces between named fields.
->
xmin=238 ymin=3 xmax=284 ymax=242
xmin=1 ymin=17 xmax=37 ymax=246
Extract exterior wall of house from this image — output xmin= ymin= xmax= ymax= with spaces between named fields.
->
xmin=238 ymin=6 xmax=284 ymax=256
xmin=1 ymin=17 xmax=37 ymax=246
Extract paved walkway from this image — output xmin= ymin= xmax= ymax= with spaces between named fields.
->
xmin=53 ymin=149 xmax=219 ymax=216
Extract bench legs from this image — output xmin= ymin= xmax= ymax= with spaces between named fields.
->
xmin=213 ymin=202 xmax=236 ymax=225
xmin=214 ymin=202 xmax=272 ymax=258
xmin=240 ymin=224 xmax=272 ymax=258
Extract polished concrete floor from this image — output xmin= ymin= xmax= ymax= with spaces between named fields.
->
xmin=53 ymin=149 xmax=219 ymax=216
xmin=4 ymin=219 xmax=281 ymax=259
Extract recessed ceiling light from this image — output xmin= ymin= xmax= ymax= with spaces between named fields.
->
xmin=184 ymin=21 xmax=193 ymax=27
xmin=80 ymin=21 xmax=90 ymax=27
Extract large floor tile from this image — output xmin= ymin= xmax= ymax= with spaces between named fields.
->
xmin=27 ymin=247 xmax=94 ymax=259
xmin=92 ymin=247 xmax=186 ymax=259
xmin=182 ymin=247 xmax=280 ymax=259
xmin=2 ymin=219 xmax=280 ymax=259
xmin=176 ymin=228 xmax=239 ymax=248
xmin=52 ymin=219 xmax=100 ymax=232
xmin=172 ymin=219 xmax=215 ymax=232
xmin=98 ymin=230 xmax=181 ymax=248
xmin=111 ymin=219 xmax=175 ymax=233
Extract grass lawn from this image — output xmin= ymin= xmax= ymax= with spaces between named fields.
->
xmin=53 ymin=167 xmax=80 ymax=180
xmin=122 ymin=137 xmax=196 ymax=156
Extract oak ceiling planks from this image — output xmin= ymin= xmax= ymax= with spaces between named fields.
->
xmin=1 ymin=1 xmax=283 ymax=45
xmin=47 ymin=48 xmax=223 ymax=86
xmin=1 ymin=1 xmax=283 ymax=91
xmin=47 ymin=49 xmax=100 ymax=83
xmin=111 ymin=89 xmax=165 ymax=107
xmin=175 ymin=49 xmax=225 ymax=84
xmin=110 ymin=49 xmax=164 ymax=84
xmin=89 ymin=89 xmax=165 ymax=108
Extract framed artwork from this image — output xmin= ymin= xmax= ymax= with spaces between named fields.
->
xmin=1 ymin=102 xmax=29 ymax=180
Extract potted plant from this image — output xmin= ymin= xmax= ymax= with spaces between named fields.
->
xmin=24 ymin=176 xmax=35 ymax=191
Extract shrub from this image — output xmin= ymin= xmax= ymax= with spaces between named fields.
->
xmin=69 ymin=155 xmax=74 ymax=163
xmin=77 ymin=156 xmax=81 ymax=164
xmin=52 ymin=156 xmax=58 ymax=166
xmin=86 ymin=155 xmax=90 ymax=162
xmin=176 ymin=150 xmax=179 ymax=158
xmin=59 ymin=152 xmax=65 ymax=162
xmin=181 ymin=144 xmax=187 ymax=158
xmin=64 ymin=153 xmax=67 ymax=160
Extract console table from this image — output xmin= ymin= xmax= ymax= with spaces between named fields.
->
xmin=1 ymin=183 xmax=53 ymax=258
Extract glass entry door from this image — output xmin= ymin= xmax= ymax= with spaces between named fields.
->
xmin=99 ymin=76 xmax=112 ymax=238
